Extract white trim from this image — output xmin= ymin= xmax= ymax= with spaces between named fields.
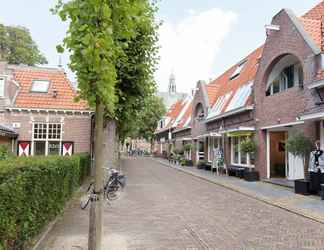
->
xmin=224 ymin=126 xmax=255 ymax=135
xmin=260 ymin=121 xmax=304 ymax=130
xmin=205 ymin=106 xmax=254 ymax=123
xmin=321 ymin=120 xmax=324 ymax=150
xmin=175 ymin=137 xmax=192 ymax=142
xmin=7 ymin=107 xmax=93 ymax=115
xmin=173 ymin=126 xmax=191 ymax=133
xmin=308 ymin=79 xmax=324 ymax=90
xmin=265 ymin=24 xmax=280 ymax=31
xmin=266 ymin=130 xmax=270 ymax=179
xmin=299 ymin=111 xmax=324 ymax=121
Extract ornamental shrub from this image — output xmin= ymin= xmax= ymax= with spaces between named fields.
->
xmin=0 ymin=154 xmax=90 ymax=249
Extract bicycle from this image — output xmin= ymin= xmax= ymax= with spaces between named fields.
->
xmin=80 ymin=167 xmax=126 ymax=209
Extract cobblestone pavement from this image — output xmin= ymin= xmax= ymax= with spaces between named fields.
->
xmin=39 ymin=157 xmax=324 ymax=250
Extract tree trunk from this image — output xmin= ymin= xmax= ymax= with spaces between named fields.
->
xmin=150 ymin=138 xmax=154 ymax=154
xmin=88 ymin=100 xmax=104 ymax=250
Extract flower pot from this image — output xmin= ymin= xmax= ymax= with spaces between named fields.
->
xmin=243 ymin=170 xmax=259 ymax=182
xmin=294 ymin=179 xmax=310 ymax=195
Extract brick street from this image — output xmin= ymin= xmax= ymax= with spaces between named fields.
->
xmin=40 ymin=157 xmax=324 ymax=250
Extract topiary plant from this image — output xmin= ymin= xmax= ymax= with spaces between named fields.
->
xmin=240 ymin=138 xmax=257 ymax=154
xmin=286 ymin=133 xmax=312 ymax=167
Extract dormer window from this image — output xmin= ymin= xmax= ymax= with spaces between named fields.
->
xmin=0 ymin=77 xmax=5 ymax=97
xmin=230 ymin=60 xmax=247 ymax=80
xmin=31 ymin=80 xmax=50 ymax=93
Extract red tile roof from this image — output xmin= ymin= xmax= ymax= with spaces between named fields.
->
xmin=302 ymin=1 xmax=324 ymax=20
xmin=300 ymin=17 xmax=322 ymax=49
xmin=11 ymin=66 xmax=88 ymax=110
xmin=206 ymin=46 xmax=263 ymax=117
xmin=175 ymin=101 xmax=193 ymax=130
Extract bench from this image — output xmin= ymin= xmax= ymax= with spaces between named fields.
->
xmin=227 ymin=165 xmax=246 ymax=178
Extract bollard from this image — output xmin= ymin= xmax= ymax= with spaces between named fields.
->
xmin=321 ymin=184 xmax=324 ymax=200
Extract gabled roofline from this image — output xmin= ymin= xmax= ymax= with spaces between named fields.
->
xmin=205 ymin=105 xmax=254 ymax=123
xmin=284 ymin=8 xmax=321 ymax=55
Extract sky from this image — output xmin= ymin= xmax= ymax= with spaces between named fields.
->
xmin=0 ymin=0 xmax=320 ymax=92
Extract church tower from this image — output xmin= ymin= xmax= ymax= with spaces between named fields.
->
xmin=169 ymin=71 xmax=176 ymax=95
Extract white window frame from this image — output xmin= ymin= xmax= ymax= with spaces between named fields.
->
xmin=230 ymin=136 xmax=254 ymax=168
xmin=0 ymin=76 xmax=5 ymax=98
xmin=30 ymin=80 xmax=50 ymax=93
xmin=32 ymin=122 xmax=62 ymax=156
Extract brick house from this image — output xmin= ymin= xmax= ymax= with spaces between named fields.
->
xmin=156 ymin=1 xmax=324 ymax=183
xmin=154 ymin=96 xmax=192 ymax=157
xmin=188 ymin=47 xmax=262 ymax=168
xmin=0 ymin=62 xmax=92 ymax=156
xmin=254 ymin=2 xmax=324 ymax=180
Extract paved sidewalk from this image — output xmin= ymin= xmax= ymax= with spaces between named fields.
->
xmin=153 ymin=157 xmax=324 ymax=224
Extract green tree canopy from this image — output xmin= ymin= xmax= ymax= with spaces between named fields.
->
xmin=0 ymin=24 xmax=47 ymax=65
xmin=120 ymin=95 xmax=165 ymax=142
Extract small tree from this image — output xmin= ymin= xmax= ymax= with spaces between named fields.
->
xmin=240 ymin=138 xmax=257 ymax=154
xmin=286 ymin=133 xmax=312 ymax=168
xmin=240 ymin=138 xmax=257 ymax=169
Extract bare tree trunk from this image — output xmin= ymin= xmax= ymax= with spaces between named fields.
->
xmin=88 ymin=100 xmax=104 ymax=250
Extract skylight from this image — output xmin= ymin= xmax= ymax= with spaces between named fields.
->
xmin=230 ymin=60 xmax=247 ymax=80
xmin=31 ymin=80 xmax=50 ymax=93
xmin=225 ymin=82 xmax=253 ymax=112
xmin=208 ymin=92 xmax=232 ymax=118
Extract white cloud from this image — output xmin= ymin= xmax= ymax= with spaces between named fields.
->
xmin=155 ymin=8 xmax=237 ymax=93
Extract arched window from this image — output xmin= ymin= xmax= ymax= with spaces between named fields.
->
xmin=195 ymin=103 xmax=204 ymax=121
xmin=266 ymin=54 xmax=303 ymax=96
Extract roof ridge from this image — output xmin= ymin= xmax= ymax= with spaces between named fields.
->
xmin=8 ymin=64 xmax=65 ymax=72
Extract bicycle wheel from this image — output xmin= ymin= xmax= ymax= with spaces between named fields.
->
xmin=106 ymin=183 xmax=122 ymax=201
xmin=80 ymin=183 xmax=94 ymax=209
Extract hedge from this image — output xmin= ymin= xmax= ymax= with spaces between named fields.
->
xmin=0 ymin=153 xmax=91 ymax=250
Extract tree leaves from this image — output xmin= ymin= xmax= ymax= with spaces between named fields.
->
xmin=0 ymin=24 xmax=47 ymax=65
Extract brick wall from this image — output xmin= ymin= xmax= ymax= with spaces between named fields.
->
xmin=2 ymin=110 xmax=91 ymax=154
xmin=254 ymin=9 xmax=319 ymax=178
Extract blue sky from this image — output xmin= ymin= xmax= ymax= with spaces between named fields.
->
xmin=0 ymin=0 xmax=320 ymax=91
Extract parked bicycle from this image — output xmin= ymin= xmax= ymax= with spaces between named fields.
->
xmin=81 ymin=167 xmax=126 ymax=209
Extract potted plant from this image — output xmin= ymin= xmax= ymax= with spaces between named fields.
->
xmin=285 ymin=133 xmax=312 ymax=194
xmin=240 ymin=138 xmax=260 ymax=181
xmin=197 ymin=160 xmax=207 ymax=169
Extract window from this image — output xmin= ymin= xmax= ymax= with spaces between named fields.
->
xmin=266 ymin=63 xmax=302 ymax=96
xmin=31 ymin=80 xmax=50 ymax=93
xmin=230 ymin=61 xmax=247 ymax=80
xmin=231 ymin=136 xmax=254 ymax=166
xmin=0 ymin=77 xmax=5 ymax=97
xmin=33 ymin=123 xmax=62 ymax=156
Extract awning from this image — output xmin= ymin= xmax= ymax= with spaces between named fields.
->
xmin=175 ymin=137 xmax=192 ymax=142
xmin=225 ymin=127 xmax=255 ymax=137
xmin=308 ymin=79 xmax=324 ymax=90
xmin=299 ymin=111 xmax=324 ymax=121
xmin=196 ymin=132 xmax=222 ymax=139
xmin=0 ymin=124 xmax=18 ymax=138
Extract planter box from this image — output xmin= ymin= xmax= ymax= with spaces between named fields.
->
xmin=294 ymin=179 xmax=310 ymax=195
xmin=197 ymin=164 xmax=205 ymax=170
xmin=204 ymin=164 xmax=212 ymax=171
xmin=243 ymin=170 xmax=260 ymax=182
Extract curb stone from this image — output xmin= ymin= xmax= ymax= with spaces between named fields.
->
xmin=152 ymin=157 xmax=324 ymax=225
